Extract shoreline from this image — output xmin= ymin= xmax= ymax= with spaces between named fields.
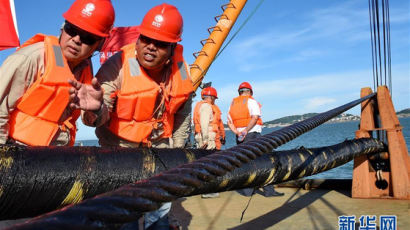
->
xmin=265 ymin=113 xmax=410 ymax=128
xmin=264 ymin=118 xmax=360 ymax=128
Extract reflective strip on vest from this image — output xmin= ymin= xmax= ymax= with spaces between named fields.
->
xmin=128 ymin=58 xmax=141 ymax=77
xmin=9 ymin=34 xmax=93 ymax=146
xmin=53 ymin=45 xmax=64 ymax=67
xmin=177 ymin=61 xmax=188 ymax=80
xmin=108 ymin=43 xmax=193 ymax=143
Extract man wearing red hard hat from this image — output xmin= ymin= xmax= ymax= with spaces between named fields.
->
xmin=193 ymin=87 xmax=225 ymax=151
xmin=193 ymin=86 xmax=225 ymax=199
xmin=0 ymin=0 xmax=115 ymax=146
xmin=70 ymin=3 xmax=193 ymax=229
xmin=75 ymin=3 xmax=193 ymax=149
xmin=228 ymin=82 xmax=262 ymax=144
xmin=228 ymin=82 xmax=284 ymax=197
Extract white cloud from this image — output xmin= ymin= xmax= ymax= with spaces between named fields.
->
xmin=231 ymin=28 xmax=311 ymax=60
xmin=282 ymin=48 xmax=328 ymax=63
xmin=303 ymin=97 xmax=337 ymax=110
xmin=228 ymin=0 xmax=409 ymax=72
xmin=304 ymin=1 xmax=369 ymax=39
xmin=215 ymin=66 xmax=409 ymax=121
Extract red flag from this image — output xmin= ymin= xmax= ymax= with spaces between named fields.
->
xmin=0 ymin=0 xmax=19 ymax=51
xmin=99 ymin=26 xmax=140 ymax=64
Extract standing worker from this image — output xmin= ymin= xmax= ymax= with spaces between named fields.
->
xmin=0 ymin=0 xmax=115 ymax=146
xmin=69 ymin=4 xmax=193 ymax=229
xmin=193 ymin=86 xmax=225 ymax=199
xmin=228 ymin=82 xmax=284 ymax=197
xmin=193 ymin=86 xmax=225 ymax=150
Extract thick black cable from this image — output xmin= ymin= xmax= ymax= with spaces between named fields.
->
xmin=149 ymin=148 xmax=169 ymax=170
xmin=10 ymin=138 xmax=384 ymax=230
xmin=9 ymin=94 xmax=377 ymax=229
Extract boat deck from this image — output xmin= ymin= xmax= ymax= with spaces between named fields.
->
xmin=169 ymin=187 xmax=409 ymax=230
xmin=1 ymin=187 xmax=408 ymax=229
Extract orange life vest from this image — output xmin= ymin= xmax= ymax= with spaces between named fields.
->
xmin=8 ymin=34 xmax=93 ymax=146
xmin=193 ymin=101 xmax=225 ymax=150
xmin=229 ymin=95 xmax=263 ymax=128
xmin=108 ymin=43 xmax=193 ymax=143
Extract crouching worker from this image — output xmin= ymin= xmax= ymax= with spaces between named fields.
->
xmin=68 ymin=4 xmax=193 ymax=229
xmin=0 ymin=0 xmax=115 ymax=146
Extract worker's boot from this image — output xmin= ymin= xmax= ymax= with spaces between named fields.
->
xmin=261 ymin=186 xmax=284 ymax=197
xmin=201 ymin=193 xmax=220 ymax=198
xmin=236 ymin=188 xmax=255 ymax=197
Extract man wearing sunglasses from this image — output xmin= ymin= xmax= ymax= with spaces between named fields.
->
xmin=70 ymin=3 xmax=193 ymax=229
xmin=0 ymin=0 xmax=115 ymax=146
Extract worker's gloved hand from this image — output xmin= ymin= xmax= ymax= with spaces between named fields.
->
xmin=220 ymin=137 xmax=226 ymax=145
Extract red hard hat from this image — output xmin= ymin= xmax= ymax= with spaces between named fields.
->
xmin=63 ymin=0 xmax=115 ymax=37
xmin=140 ymin=3 xmax=183 ymax=43
xmin=201 ymin=87 xmax=218 ymax=98
xmin=238 ymin=82 xmax=253 ymax=92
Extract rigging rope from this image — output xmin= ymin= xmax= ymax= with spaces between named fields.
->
xmin=368 ymin=0 xmax=392 ymax=94
xmin=195 ymin=0 xmax=265 ymax=88
xmin=215 ymin=0 xmax=266 ymax=59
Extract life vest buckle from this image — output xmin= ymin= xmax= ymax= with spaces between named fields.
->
xmin=60 ymin=119 xmax=75 ymax=132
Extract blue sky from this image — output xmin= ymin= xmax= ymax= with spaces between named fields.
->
xmin=0 ymin=0 xmax=409 ymax=140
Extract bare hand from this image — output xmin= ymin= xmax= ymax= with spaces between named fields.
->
xmin=237 ymin=130 xmax=248 ymax=142
xmin=201 ymin=142 xmax=208 ymax=149
xmin=240 ymin=130 xmax=248 ymax=138
xmin=69 ymin=78 xmax=103 ymax=111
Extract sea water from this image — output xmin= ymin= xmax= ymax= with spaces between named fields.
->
xmin=76 ymin=117 xmax=410 ymax=179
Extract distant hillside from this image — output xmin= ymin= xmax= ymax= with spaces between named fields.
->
xmin=262 ymin=108 xmax=410 ymax=127
xmin=221 ymin=108 xmax=409 ymax=128
xmin=264 ymin=113 xmax=318 ymax=125
xmin=264 ymin=113 xmax=359 ymax=127
xmin=397 ymin=108 xmax=410 ymax=118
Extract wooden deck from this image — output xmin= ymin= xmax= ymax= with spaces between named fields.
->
xmin=169 ymin=187 xmax=409 ymax=230
xmin=1 ymin=187 xmax=408 ymax=229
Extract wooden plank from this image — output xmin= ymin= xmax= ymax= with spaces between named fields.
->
xmin=377 ymin=86 xmax=410 ymax=199
xmin=352 ymin=87 xmax=375 ymax=198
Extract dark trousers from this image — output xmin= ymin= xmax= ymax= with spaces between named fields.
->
xmin=235 ymin=131 xmax=283 ymax=197
xmin=236 ymin=132 xmax=261 ymax=145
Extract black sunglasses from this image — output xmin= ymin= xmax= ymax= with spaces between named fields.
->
xmin=63 ymin=22 xmax=101 ymax=45
xmin=139 ymin=35 xmax=172 ymax=49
